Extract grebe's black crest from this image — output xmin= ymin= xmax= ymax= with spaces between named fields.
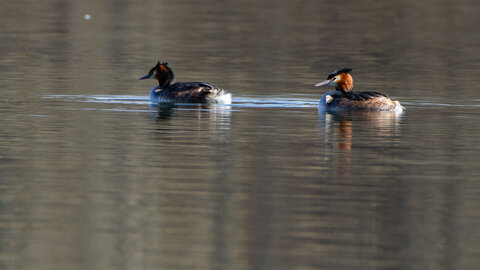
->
xmin=327 ymin=67 xmax=352 ymax=80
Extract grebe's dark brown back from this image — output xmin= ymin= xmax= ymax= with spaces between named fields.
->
xmin=139 ymin=62 xmax=231 ymax=104
xmin=315 ymin=67 xmax=403 ymax=111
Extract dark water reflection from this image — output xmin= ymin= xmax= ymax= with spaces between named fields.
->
xmin=2 ymin=0 xmax=480 ymax=269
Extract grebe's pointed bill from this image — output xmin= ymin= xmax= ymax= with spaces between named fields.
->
xmin=139 ymin=62 xmax=159 ymax=80
xmin=139 ymin=74 xmax=152 ymax=80
xmin=315 ymin=80 xmax=334 ymax=87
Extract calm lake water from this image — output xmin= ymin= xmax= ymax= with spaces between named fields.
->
xmin=1 ymin=0 xmax=480 ymax=269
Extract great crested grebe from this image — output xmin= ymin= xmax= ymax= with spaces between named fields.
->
xmin=139 ymin=62 xmax=232 ymax=104
xmin=315 ymin=67 xmax=403 ymax=111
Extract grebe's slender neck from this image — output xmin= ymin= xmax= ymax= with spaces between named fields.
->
xmin=155 ymin=63 xmax=175 ymax=89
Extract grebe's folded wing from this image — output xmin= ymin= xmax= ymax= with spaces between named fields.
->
xmin=171 ymin=82 xmax=215 ymax=92
xmin=342 ymin=91 xmax=390 ymax=100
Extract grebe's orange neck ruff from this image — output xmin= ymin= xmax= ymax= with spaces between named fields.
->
xmin=334 ymin=73 xmax=353 ymax=92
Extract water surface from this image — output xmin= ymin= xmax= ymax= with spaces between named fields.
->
xmin=1 ymin=0 xmax=480 ymax=270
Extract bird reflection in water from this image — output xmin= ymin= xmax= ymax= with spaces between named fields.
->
xmin=150 ymin=103 xmax=231 ymax=120
xmin=336 ymin=120 xmax=353 ymax=151
xmin=149 ymin=103 xmax=232 ymax=143
xmin=152 ymin=102 xmax=176 ymax=119
xmin=319 ymin=110 xmax=404 ymax=176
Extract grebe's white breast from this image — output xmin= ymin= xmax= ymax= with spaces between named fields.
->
xmin=318 ymin=90 xmax=342 ymax=111
xmin=149 ymin=86 xmax=172 ymax=103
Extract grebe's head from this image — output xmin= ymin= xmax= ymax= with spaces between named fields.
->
xmin=139 ymin=61 xmax=175 ymax=89
xmin=315 ymin=67 xmax=353 ymax=92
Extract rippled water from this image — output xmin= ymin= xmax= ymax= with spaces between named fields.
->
xmin=2 ymin=0 xmax=480 ymax=269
